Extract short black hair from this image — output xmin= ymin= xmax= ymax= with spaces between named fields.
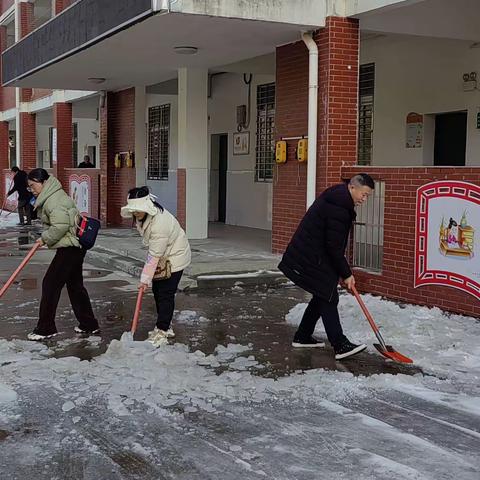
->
xmin=11 ymin=166 xmax=19 ymax=173
xmin=27 ymin=168 xmax=50 ymax=183
xmin=350 ymin=173 xmax=375 ymax=190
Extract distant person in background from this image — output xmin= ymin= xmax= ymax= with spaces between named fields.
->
xmin=8 ymin=166 xmax=33 ymax=226
xmin=78 ymin=155 xmax=95 ymax=168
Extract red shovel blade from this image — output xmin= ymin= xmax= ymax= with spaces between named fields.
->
xmin=374 ymin=343 xmax=413 ymax=364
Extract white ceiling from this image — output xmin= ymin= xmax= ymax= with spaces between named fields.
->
xmin=11 ymin=12 xmax=307 ymax=91
xmin=357 ymin=0 xmax=480 ymax=42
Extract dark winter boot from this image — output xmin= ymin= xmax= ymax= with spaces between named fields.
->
xmin=292 ymin=335 xmax=325 ymax=348
xmin=334 ymin=339 xmax=366 ymax=360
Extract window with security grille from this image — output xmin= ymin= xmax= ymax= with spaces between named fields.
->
xmin=148 ymin=104 xmax=170 ymax=180
xmin=255 ymin=83 xmax=275 ymax=182
xmin=352 ymin=180 xmax=385 ymax=272
xmin=358 ymin=63 xmax=375 ymax=166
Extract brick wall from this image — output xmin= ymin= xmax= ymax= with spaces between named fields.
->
xmin=54 ymin=0 xmax=74 ymax=14
xmin=20 ymin=113 xmax=36 ymax=172
xmin=99 ymin=99 xmax=108 ymax=225
xmin=272 ymin=39 xmax=309 ymax=253
xmin=19 ymin=1 xmax=34 ymax=103
xmin=316 ymin=17 xmax=359 ymax=192
xmin=342 ymin=165 xmax=480 ymax=318
xmin=0 ymin=122 xmax=9 ymax=202
xmin=0 ymin=0 xmax=14 ymax=15
xmin=272 ymin=17 xmax=359 ymax=253
xmin=106 ymin=88 xmax=136 ymax=226
xmin=31 ymin=89 xmax=53 ymax=101
xmin=177 ymin=168 xmax=186 ymax=230
xmin=54 ymin=102 xmax=73 ymax=188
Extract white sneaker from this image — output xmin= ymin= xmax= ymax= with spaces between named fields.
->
xmin=165 ymin=327 xmax=175 ymax=339
xmin=27 ymin=332 xmax=58 ymax=341
xmin=74 ymin=326 xmax=100 ymax=334
xmin=146 ymin=327 xmax=168 ymax=347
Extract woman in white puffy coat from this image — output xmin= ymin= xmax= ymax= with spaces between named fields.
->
xmin=121 ymin=187 xmax=191 ymax=345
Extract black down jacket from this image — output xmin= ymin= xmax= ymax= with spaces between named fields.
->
xmin=278 ymin=182 xmax=356 ymax=301
xmin=8 ymin=170 xmax=31 ymax=202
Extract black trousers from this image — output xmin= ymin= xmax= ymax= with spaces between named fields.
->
xmin=152 ymin=270 xmax=183 ymax=331
xmin=36 ymin=247 xmax=98 ymax=335
xmin=295 ymin=289 xmax=347 ymax=348
xmin=17 ymin=199 xmax=32 ymax=225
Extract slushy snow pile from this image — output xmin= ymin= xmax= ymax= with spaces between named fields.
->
xmin=0 ymin=294 xmax=479 ymax=420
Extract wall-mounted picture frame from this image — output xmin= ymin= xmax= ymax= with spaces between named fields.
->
xmin=233 ymin=131 xmax=250 ymax=155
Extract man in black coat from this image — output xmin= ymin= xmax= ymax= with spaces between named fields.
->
xmin=278 ymin=173 xmax=375 ymax=360
xmin=7 ymin=166 xmax=33 ymax=226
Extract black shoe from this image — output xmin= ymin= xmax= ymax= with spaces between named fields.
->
xmin=74 ymin=326 xmax=100 ymax=335
xmin=292 ymin=336 xmax=325 ymax=348
xmin=16 ymin=222 xmax=25 ymax=226
xmin=334 ymin=339 xmax=367 ymax=360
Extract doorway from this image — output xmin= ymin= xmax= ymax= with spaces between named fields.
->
xmin=218 ymin=134 xmax=228 ymax=223
xmin=434 ymin=111 xmax=467 ymax=166
xmin=210 ymin=134 xmax=228 ymax=223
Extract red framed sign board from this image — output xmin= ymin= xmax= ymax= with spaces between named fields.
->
xmin=415 ymin=181 xmax=480 ymax=300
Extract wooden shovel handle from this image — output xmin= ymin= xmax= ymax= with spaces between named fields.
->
xmin=130 ymin=286 xmax=145 ymax=335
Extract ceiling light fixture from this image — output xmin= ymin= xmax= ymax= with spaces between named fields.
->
xmin=174 ymin=46 xmax=198 ymax=55
xmin=88 ymin=77 xmax=106 ymax=84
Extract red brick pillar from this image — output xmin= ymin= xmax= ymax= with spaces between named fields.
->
xmin=99 ymin=96 xmax=108 ymax=226
xmin=54 ymin=0 xmax=70 ymax=15
xmin=0 ymin=121 xmax=9 ymax=202
xmin=20 ymin=112 xmax=36 ymax=172
xmin=177 ymin=168 xmax=186 ymax=230
xmin=316 ymin=17 xmax=359 ymax=192
xmin=19 ymin=1 xmax=34 ymax=102
xmin=53 ymin=102 xmax=72 ymax=188
xmin=272 ymin=16 xmax=359 ymax=253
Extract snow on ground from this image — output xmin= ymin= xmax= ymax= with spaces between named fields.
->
xmin=0 ymin=211 xmax=18 ymax=228
xmin=1 ymin=295 xmax=480 ymax=478
xmin=287 ymin=291 xmax=480 ymax=407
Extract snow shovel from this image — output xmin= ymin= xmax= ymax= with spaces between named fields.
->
xmin=352 ymin=285 xmax=413 ymax=364
xmin=0 ymin=242 xmax=41 ymax=299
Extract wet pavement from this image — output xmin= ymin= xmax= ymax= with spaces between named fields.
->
xmin=1 ymin=225 xmax=479 ymax=480
xmin=0 ymin=224 xmax=419 ymax=378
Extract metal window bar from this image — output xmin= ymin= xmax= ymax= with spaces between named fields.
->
xmin=147 ymin=104 xmax=170 ymax=181
xmin=352 ymin=180 xmax=385 ymax=272
xmin=255 ymin=83 xmax=276 ymax=182
xmin=358 ymin=63 xmax=375 ymax=166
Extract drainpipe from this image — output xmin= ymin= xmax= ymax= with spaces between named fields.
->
xmin=302 ymin=32 xmax=318 ymax=209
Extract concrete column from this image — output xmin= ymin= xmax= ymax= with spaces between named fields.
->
xmin=177 ymin=68 xmax=208 ymax=239
xmin=53 ymin=102 xmax=73 ymax=188
xmin=134 ymin=86 xmax=147 ymax=186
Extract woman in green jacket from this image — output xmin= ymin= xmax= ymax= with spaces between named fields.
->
xmin=26 ymin=168 xmax=99 ymax=341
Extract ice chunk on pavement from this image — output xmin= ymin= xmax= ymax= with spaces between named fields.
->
xmin=62 ymin=401 xmax=75 ymax=412
xmin=0 ymin=383 xmax=17 ymax=404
